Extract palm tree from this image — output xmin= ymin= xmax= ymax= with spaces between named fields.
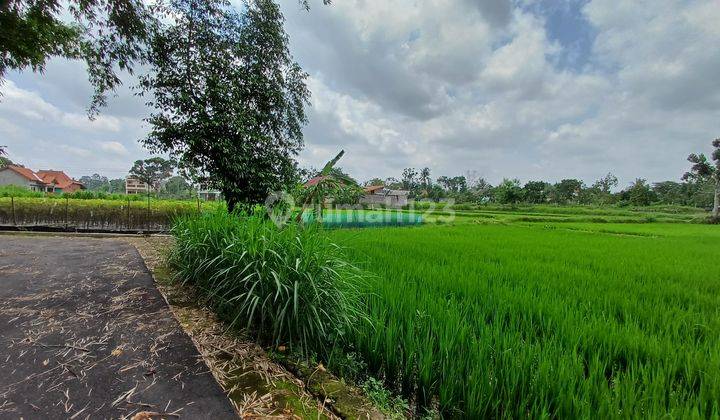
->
xmin=296 ymin=150 xmax=358 ymax=223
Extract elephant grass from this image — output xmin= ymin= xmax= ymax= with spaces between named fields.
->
xmin=169 ymin=210 xmax=368 ymax=357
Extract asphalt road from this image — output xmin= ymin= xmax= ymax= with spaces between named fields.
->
xmin=0 ymin=236 xmax=236 ymax=419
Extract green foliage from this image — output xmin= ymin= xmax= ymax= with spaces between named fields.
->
xmin=161 ymin=175 xmax=195 ymax=199
xmin=0 ymin=185 xmax=143 ymax=200
xmin=0 ymin=0 xmax=152 ymax=114
xmin=522 ymin=180 xmax=551 ymax=204
xmin=330 ymin=223 xmax=720 ymax=418
xmin=0 ymin=196 xmax=215 ymax=229
xmin=78 ymin=174 xmax=126 ymax=193
xmin=129 ymin=157 xmax=175 ymax=192
xmin=685 ymin=138 xmax=720 ymax=216
xmin=141 ymin=0 xmax=309 ymax=212
xmin=361 ymin=377 xmax=409 ymax=418
xmin=0 ymin=185 xmax=43 ymax=198
xmin=621 ymin=178 xmax=657 ymax=206
xmin=78 ymin=174 xmax=110 ymax=191
xmin=493 ymin=178 xmax=524 ymax=204
xmin=553 ymin=178 xmax=584 ymax=203
xmin=0 ymin=154 xmax=12 ymax=168
xmin=169 ymin=210 xmax=368 ymax=357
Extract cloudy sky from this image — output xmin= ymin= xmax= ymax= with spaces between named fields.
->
xmin=1 ymin=0 xmax=719 ymax=187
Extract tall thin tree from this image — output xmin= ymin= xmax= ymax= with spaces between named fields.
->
xmin=684 ymin=139 xmax=720 ymax=217
xmin=140 ymin=0 xmax=311 ymax=212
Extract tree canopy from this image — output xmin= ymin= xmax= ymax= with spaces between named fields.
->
xmin=129 ymin=157 xmax=175 ymax=192
xmin=140 ymin=0 xmax=309 ymax=212
xmin=685 ymin=139 xmax=720 ymax=217
xmin=0 ymin=0 xmax=153 ymax=114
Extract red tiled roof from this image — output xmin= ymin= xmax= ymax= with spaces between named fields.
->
xmin=36 ymin=170 xmax=84 ymax=190
xmin=304 ymin=176 xmax=328 ymax=187
xmin=364 ymin=185 xmax=384 ymax=193
xmin=4 ymin=165 xmax=45 ymax=183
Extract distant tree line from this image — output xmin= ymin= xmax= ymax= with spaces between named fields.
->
xmin=369 ymin=169 xmax=715 ymax=208
xmin=364 ymin=139 xmax=720 ymax=210
xmin=79 ymin=157 xmax=196 ymax=200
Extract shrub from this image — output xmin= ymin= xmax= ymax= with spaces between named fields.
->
xmin=0 ymin=197 xmax=219 ymax=230
xmin=170 ymin=210 xmax=368 ymax=357
xmin=0 ymin=185 xmax=44 ymax=198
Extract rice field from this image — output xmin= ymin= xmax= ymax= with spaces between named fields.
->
xmin=330 ymin=222 xmax=720 ymax=418
xmin=303 ymin=209 xmax=424 ymax=228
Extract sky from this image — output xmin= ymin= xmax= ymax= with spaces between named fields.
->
xmin=1 ymin=0 xmax=719 ymax=187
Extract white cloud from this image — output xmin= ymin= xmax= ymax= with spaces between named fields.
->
xmin=98 ymin=141 xmax=129 ymax=156
xmin=287 ymin=0 xmax=720 ymax=184
xmin=59 ymin=144 xmax=93 ymax=158
xmin=3 ymin=0 xmax=719 ymax=186
xmin=0 ymin=80 xmax=120 ymax=132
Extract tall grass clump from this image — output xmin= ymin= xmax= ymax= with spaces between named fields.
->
xmin=170 ymin=210 xmax=368 ymax=357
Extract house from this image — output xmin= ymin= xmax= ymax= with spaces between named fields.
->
xmin=197 ymin=183 xmax=222 ymax=201
xmin=36 ymin=170 xmax=85 ymax=193
xmin=125 ymin=176 xmax=150 ymax=195
xmin=360 ymin=185 xmax=410 ymax=207
xmin=0 ymin=165 xmax=49 ymax=191
xmin=0 ymin=165 xmax=84 ymax=193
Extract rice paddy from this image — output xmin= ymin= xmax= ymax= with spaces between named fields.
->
xmin=166 ymin=205 xmax=720 ymax=418
xmin=302 ymin=209 xmax=424 ymax=228
xmin=330 ymin=221 xmax=720 ymax=418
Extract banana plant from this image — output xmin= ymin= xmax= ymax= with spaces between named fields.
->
xmin=296 ymin=150 xmax=357 ymax=223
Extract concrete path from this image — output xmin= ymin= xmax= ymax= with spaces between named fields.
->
xmin=0 ymin=236 xmax=236 ymax=419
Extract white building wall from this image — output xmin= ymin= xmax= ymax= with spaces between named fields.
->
xmin=0 ymin=169 xmax=32 ymax=189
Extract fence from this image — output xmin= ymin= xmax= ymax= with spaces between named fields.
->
xmin=0 ymin=196 xmax=214 ymax=232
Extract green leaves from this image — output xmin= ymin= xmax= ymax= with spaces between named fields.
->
xmin=141 ymin=0 xmax=310 ymax=212
xmin=128 ymin=157 xmax=175 ymax=192
xmin=169 ymin=209 xmax=368 ymax=357
xmin=0 ymin=0 xmax=153 ymax=115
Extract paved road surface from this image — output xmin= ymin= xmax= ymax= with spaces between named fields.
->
xmin=0 ymin=236 xmax=236 ymax=419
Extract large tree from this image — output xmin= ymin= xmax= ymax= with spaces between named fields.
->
xmin=494 ymin=178 xmax=524 ymax=205
xmin=140 ymin=0 xmax=310 ymax=212
xmin=684 ymin=139 xmax=720 ymax=217
xmin=79 ymin=173 xmax=110 ymax=191
xmin=622 ymin=178 xmax=656 ymax=206
xmin=523 ymin=181 xmax=551 ymax=204
xmin=129 ymin=157 xmax=175 ymax=193
xmin=553 ymin=179 xmax=584 ymax=204
xmin=1 ymin=0 xmax=153 ymax=114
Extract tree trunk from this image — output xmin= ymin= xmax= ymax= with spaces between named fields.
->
xmin=713 ymin=179 xmax=720 ymax=218
xmin=314 ymin=200 xmax=323 ymax=223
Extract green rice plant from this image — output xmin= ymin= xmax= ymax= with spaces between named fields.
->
xmin=302 ymin=209 xmax=424 ymax=228
xmin=331 ymin=223 xmax=720 ymax=418
xmin=169 ymin=209 xmax=368 ymax=357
